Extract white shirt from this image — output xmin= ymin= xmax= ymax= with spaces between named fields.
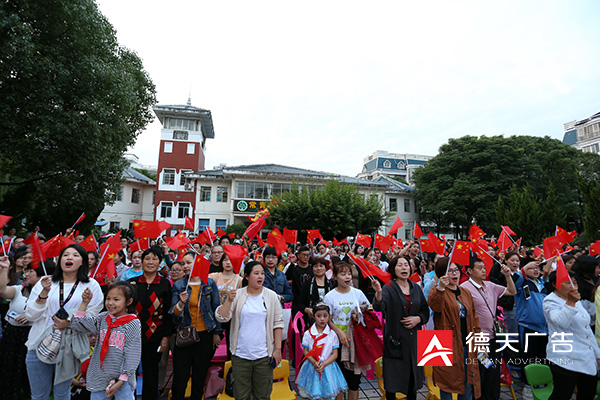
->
xmin=5 ymin=285 xmax=32 ymax=326
xmin=323 ymin=287 xmax=368 ymax=333
xmin=235 ymin=290 xmax=268 ymax=360
xmin=301 ymin=324 xmax=339 ymax=362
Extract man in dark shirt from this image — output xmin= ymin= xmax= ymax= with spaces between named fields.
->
xmin=285 ymin=246 xmax=313 ymax=315
xmin=209 ymin=245 xmax=224 ymax=274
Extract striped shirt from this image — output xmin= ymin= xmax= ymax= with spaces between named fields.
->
xmin=70 ymin=311 xmax=141 ymax=392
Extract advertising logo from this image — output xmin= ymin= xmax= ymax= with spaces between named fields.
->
xmin=417 ymin=330 xmax=453 ymax=366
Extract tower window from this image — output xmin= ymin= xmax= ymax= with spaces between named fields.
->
xmin=162 ymin=169 xmax=176 ymax=185
xmin=164 ymin=142 xmax=173 ymax=153
xmin=173 ymin=131 xmax=189 ymax=140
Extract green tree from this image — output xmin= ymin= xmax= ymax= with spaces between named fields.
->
xmin=268 ymin=180 xmax=386 ymax=240
xmin=495 ymin=184 xmax=565 ymax=246
xmin=0 ymin=0 xmax=156 ymax=234
xmin=412 ymin=135 xmax=582 ymax=238
xmin=226 ymin=223 xmax=247 ymax=238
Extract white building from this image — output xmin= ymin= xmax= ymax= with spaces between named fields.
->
xmin=97 ymin=156 xmax=156 ymax=232
xmin=563 ymin=111 xmax=600 ymax=153
xmin=184 ymin=163 xmax=420 ymax=241
xmin=357 ymin=150 xmax=433 ymax=185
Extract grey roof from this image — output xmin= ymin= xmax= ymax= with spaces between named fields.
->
xmin=574 ymin=111 xmax=600 ymax=127
xmin=153 ymin=104 xmax=215 ymax=139
xmin=187 ymin=163 xmax=391 ymax=188
xmin=124 ymin=166 xmax=155 ymax=185
xmin=374 ymin=175 xmax=414 ymax=191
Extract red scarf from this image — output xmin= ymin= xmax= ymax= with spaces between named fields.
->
xmin=300 ymin=330 xmax=327 ymax=370
xmin=101 ymin=314 xmax=137 ymax=368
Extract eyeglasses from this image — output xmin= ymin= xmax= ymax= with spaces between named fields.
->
xmin=447 ymin=269 xmax=461 ymax=275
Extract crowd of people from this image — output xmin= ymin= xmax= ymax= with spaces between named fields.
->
xmin=0 ymin=225 xmax=599 ymax=400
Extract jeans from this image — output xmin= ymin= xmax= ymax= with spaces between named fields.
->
xmin=440 ymin=347 xmax=474 ymax=400
xmin=171 ymin=331 xmax=216 ymax=400
xmin=90 ymin=383 xmax=135 ymax=400
xmin=26 ymin=350 xmax=72 ymax=400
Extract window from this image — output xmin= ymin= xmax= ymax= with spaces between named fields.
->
xmin=160 ymin=202 xmax=173 ymax=218
xmin=167 ymin=118 xmax=196 ymax=131
xmin=235 ymin=181 xmax=294 ymax=199
xmin=152 ymin=190 xmax=156 ymax=205
xmin=110 ymin=221 xmax=120 ymax=230
xmin=131 ymin=188 xmax=140 ymax=204
xmin=397 ymin=161 xmax=405 ymax=169
xmin=115 ymin=186 xmax=123 ymax=201
xmin=187 ymin=143 xmax=195 ymax=154
xmin=216 ymin=219 xmax=227 ymax=231
xmin=173 ymin=130 xmax=189 ymax=140
xmin=164 ymin=142 xmax=173 ymax=153
xmin=179 ymin=169 xmax=192 ymax=186
xmin=389 ymin=198 xmax=397 ymax=212
xmin=404 ymin=199 xmax=411 ymax=213
xmin=128 ymin=222 xmax=134 ymax=231
xmin=178 ymin=202 xmax=191 ymax=219
xmin=162 ymin=169 xmax=175 ymax=185
xmin=217 ymin=187 xmax=228 ymax=202
xmin=405 ymin=228 xmax=412 ymax=238
xmin=200 ymin=186 xmax=211 ymax=202
xmin=383 ymin=160 xmax=391 ymax=168
xmin=198 ymin=218 xmax=210 ymax=232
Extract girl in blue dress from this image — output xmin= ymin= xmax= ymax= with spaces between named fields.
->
xmin=296 ymin=303 xmax=347 ymax=400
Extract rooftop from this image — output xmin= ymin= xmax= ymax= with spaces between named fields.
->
xmin=153 ymin=103 xmax=215 ymax=139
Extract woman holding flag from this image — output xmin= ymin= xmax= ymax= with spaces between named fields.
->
xmin=127 ymin=247 xmax=172 ymax=400
xmin=169 ymin=251 xmax=221 ymax=400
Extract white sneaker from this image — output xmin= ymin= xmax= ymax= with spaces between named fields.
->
xmin=522 ymin=384 xmax=533 ymax=400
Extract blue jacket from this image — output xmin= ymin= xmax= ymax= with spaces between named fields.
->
xmin=263 ymin=266 xmax=293 ymax=303
xmin=169 ymin=275 xmax=222 ymax=334
xmin=514 ymin=274 xmax=548 ymax=334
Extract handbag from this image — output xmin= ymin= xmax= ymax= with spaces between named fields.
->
xmin=37 ymin=328 xmax=63 ymax=364
xmin=175 ymin=287 xmax=202 ymax=347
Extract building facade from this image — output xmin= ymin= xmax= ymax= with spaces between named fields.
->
xmin=153 ymin=101 xmax=215 ymax=230
xmin=563 ymin=111 xmax=600 ymax=154
xmin=357 ymin=150 xmax=433 ymax=185
xmin=185 ymin=163 xmax=420 ymax=241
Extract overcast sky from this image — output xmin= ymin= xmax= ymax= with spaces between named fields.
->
xmin=96 ymin=0 xmax=600 ymax=176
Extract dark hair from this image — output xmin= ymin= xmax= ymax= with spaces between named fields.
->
xmin=52 ymin=244 xmax=90 ymax=283
xmin=434 ymin=257 xmax=461 ymax=278
xmin=262 ymin=246 xmax=279 ymax=263
xmin=467 ymin=257 xmax=483 ymax=270
xmin=333 ymin=261 xmax=353 ymax=276
xmin=297 ymin=246 xmax=310 ymax=254
xmin=106 ymin=281 xmax=138 ymax=314
xmin=353 ymin=244 xmax=364 ymax=254
xmin=547 ymin=270 xmax=575 ymax=292
xmin=313 ymin=303 xmax=330 ymax=315
xmin=219 ymin=236 xmax=231 ymax=246
xmin=244 ymin=260 xmax=263 ymax=277
xmin=316 ymin=243 xmax=326 ymax=251
xmin=171 ymin=261 xmax=183 ymax=269
xmin=573 ymin=255 xmax=600 ymax=279
xmin=217 ymin=251 xmax=230 ymax=272
xmin=310 ymin=256 xmax=329 ymax=269
xmin=9 ymin=245 xmax=31 ymax=285
xmin=116 ymin=250 xmax=125 ymax=262
xmin=87 ymin=251 xmax=100 ymax=267
xmin=505 ymin=251 xmax=519 ymax=262
xmin=389 ymin=256 xmax=411 ymax=281
xmin=141 ymin=246 xmax=164 ymax=263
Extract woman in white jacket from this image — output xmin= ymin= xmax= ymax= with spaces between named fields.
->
xmin=25 ymin=244 xmax=103 ymax=400
xmin=216 ymin=260 xmax=284 ymax=400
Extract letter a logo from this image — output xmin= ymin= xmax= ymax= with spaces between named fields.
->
xmin=417 ymin=330 xmax=453 ymax=366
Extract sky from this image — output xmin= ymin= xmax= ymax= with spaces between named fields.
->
xmin=96 ymin=0 xmax=600 ymax=176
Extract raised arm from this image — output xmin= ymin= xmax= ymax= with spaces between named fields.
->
xmin=0 ymin=256 xmax=16 ymax=299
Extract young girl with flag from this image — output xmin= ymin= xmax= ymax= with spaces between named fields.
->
xmin=295 ymin=303 xmax=348 ymax=400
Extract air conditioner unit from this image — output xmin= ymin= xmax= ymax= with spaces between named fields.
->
xmin=184 ymin=183 xmax=193 ymax=191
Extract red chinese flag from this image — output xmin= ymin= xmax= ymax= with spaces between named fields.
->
xmin=73 ymin=213 xmax=86 ymax=226
xmin=355 ymin=233 xmax=372 ymax=248
xmin=79 ymin=235 xmax=98 ymax=252
xmin=556 ymin=255 xmax=570 ymax=290
xmin=590 ymin=240 xmax=600 ymax=256
xmin=185 ymin=216 xmax=195 ymax=231
xmin=192 ymin=234 xmax=207 ymax=246
xmin=283 ymin=228 xmax=298 ymax=244
xmin=409 ymin=272 xmax=422 ymax=284
xmin=267 ymin=227 xmax=288 ymax=255
xmin=257 ymin=237 xmax=265 ymax=247
xmin=413 ymin=222 xmax=423 ymax=239
xmin=244 ymin=215 xmax=267 ymax=241
xmin=348 ymin=253 xmax=391 ymax=285
xmin=556 ymin=226 xmax=576 ymax=245
xmin=388 ymin=216 xmax=404 ymax=235
xmin=307 ymin=229 xmax=323 ymax=244
xmin=130 ymin=238 xmax=150 ymax=252
xmin=133 ymin=220 xmax=171 ymax=239
xmin=543 ymin=236 xmax=562 ymax=260
xmin=472 ymin=240 xmax=493 ymax=278
xmin=228 ymin=233 xmax=236 ymax=239
xmin=24 ymin=233 xmax=45 ymax=270
xmin=468 ymin=224 xmax=485 ymax=239
xmin=96 ymin=232 xmax=122 ymax=280
xmin=396 ymin=239 xmax=404 ymax=249
xmin=0 ymin=215 xmax=12 ymax=230
xmin=449 ymin=241 xmax=471 ymax=266
xmin=190 ymin=254 xmax=211 ymax=284
xmin=428 ymin=232 xmax=445 ymax=255
xmin=222 ymin=245 xmax=248 ymax=274
xmin=497 ymin=230 xmax=512 ymax=252
xmin=419 ymin=239 xmax=434 ymax=253
xmin=502 ymin=226 xmax=516 ymax=236
xmin=533 ymin=246 xmax=543 ymax=258
xmin=333 ymin=237 xmax=349 ymax=246
xmin=375 ymin=234 xmax=393 ymax=253
xmin=217 ymin=228 xmax=227 ymax=237
xmin=166 ymin=231 xmax=190 ymax=250
xmin=202 ymin=227 xmax=217 ymax=244
xmin=41 ymin=235 xmax=77 ymax=258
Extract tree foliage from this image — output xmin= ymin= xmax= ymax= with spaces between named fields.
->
xmin=268 ymin=180 xmax=385 ymax=240
xmin=0 ymin=0 xmax=156 ymax=234
xmin=495 ymin=184 xmax=565 ymax=246
xmin=412 ymin=135 xmax=583 ymax=238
